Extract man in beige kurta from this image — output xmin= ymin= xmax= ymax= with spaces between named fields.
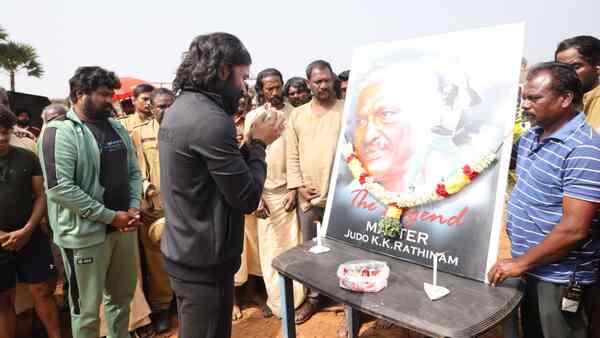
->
xmin=286 ymin=61 xmax=344 ymax=323
xmin=233 ymin=110 xmax=263 ymax=314
xmin=242 ymin=69 xmax=306 ymax=317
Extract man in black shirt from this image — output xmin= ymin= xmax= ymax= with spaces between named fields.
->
xmin=161 ymin=32 xmax=284 ymax=338
xmin=83 ymin=119 xmax=131 ymax=215
xmin=0 ymin=105 xmax=61 ymax=338
xmin=39 ymin=66 xmax=143 ymax=338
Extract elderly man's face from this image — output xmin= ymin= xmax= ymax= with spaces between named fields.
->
xmin=261 ymin=76 xmax=284 ymax=107
xmin=353 ymin=84 xmax=416 ymax=184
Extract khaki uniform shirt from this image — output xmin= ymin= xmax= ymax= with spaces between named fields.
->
xmin=584 ymin=85 xmax=600 ymax=131
xmin=120 ymin=112 xmax=152 ymax=134
xmin=130 ymin=119 xmax=162 ymax=210
xmin=245 ymin=102 xmax=294 ymax=191
xmin=286 ymin=99 xmax=344 ymax=211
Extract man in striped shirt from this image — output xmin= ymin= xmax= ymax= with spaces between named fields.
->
xmin=488 ymin=62 xmax=600 ymax=338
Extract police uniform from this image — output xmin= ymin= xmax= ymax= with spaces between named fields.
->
xmin=130 ymin=118 xmax=172 ymax=313
xmin=119 ymin=113 xmax=151 ymax=135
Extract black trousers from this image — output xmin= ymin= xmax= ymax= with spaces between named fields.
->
xmin=522 ymin=275 xmax=591 ymax=338
xmin=169 ymin=275 xmax=234 ymax=338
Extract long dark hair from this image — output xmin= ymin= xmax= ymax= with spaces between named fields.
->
xmin=172 ymin=32 xmax=252 ymax=94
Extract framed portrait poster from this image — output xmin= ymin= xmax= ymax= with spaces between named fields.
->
xmin=324 ymin=23 xmax=525 ymax=282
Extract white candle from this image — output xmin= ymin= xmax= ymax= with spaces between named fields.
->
xmin=433 ymin=253 xmax=438 ymax=286
xmin=316 ymin=222 xmax=323 ymax=247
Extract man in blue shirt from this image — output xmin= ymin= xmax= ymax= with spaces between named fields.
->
xmin=488 ymin=62 xmax=600 ymax=338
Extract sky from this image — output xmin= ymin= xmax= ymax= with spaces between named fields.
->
xmin=1 ymin=0 xmax=598 ymax=99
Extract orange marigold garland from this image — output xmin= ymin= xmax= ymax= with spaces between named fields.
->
xmin=341 ymin=141 xmax=497 ymax=237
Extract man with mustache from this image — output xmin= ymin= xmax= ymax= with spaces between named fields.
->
xmin=555 ymin=34 xmax=600 ymax=338
xmin=39 ymin=66 xmax=143 ymax=338
xmin=353 ymin=82 xmax=418 ymax=194
xmin=287 ymin=59 xmax=344 ymax=324
xmin=488 ymin=62 xmax=600 ymax=338
xmin=284 ymin=77 xmax=312 ymax=107
xmin=16 ymin=111 xmax=41 ymax=138
xmin=129 ymin=87 xmax=175 ymax=334
xmin=161 ymin=32 xmax=283 ymax=338
xmin=150 ymin=88 xmax=174 ymax=124
xmin=237 ymin=68 xmax=305 ymax=318
xmin=120 ymin=83 xmax=155 ymax=134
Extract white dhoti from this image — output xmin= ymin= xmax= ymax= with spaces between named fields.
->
xmin=235 ymin=215 xmax=263 ymax=286
xmin=259 ymin=188 xmax=305 ymax=317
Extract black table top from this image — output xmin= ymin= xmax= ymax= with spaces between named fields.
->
xmin=272 ymin=238 xmax=523 ymax=338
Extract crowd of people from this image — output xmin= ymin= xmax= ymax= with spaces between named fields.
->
xmin=0 ymin=31 xmax=598 ymax=338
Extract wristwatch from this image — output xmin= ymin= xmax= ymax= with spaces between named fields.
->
xmin=249 ymin=138 xmax=267 ymax=150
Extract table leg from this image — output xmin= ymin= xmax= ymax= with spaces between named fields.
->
xmin=502 ymin=307 xmax=519 ymax=338
xmin=345 ymin=305 xmax=360 ymax=338
xmin=279 ymin=273 xmax=296 ymax=338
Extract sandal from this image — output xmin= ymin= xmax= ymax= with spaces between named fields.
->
xmin=294 ymin=299 xmax=319 ymax=324
xmin=260 ymin=304 xmax=273 ymax=318
xmin=133 ymin=324 xmax=156 ymax=338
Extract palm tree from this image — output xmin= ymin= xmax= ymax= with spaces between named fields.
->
xmin=0 ymin=40 xmax=44 ymax=91
xmin=0 ymin=26 xmax=7 ymax=41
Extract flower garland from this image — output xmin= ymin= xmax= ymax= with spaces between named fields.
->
xmin=342 ymin=140 xmax=497 ymax=237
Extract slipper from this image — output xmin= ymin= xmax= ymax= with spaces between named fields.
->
xmin=374 ymin=318 xmax=394 ymax=329
xmin=261 ymin=304 xmax=273 ymax=318
xmin=295 ymin=300 xmax=319 ymax=324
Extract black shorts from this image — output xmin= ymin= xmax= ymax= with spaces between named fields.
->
xmin=0 ymin=229 xmax=56 ymax=293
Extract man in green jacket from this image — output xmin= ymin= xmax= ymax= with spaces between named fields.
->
xmin=38 ymin=66 xmax=143 ymax=338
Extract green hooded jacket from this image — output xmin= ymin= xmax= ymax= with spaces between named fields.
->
xmin=37 ymin=109 xmax=142 ymax=249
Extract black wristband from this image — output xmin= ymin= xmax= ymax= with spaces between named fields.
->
xmin=250 ymin=138 xmax=267 ymax=150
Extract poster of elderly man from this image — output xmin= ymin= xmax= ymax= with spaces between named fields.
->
xmin=324 ymin=23 xmax=525 ymax=282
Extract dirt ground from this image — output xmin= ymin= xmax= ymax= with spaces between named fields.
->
xmin=17 ymin=223 xmax=513 ymax=338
